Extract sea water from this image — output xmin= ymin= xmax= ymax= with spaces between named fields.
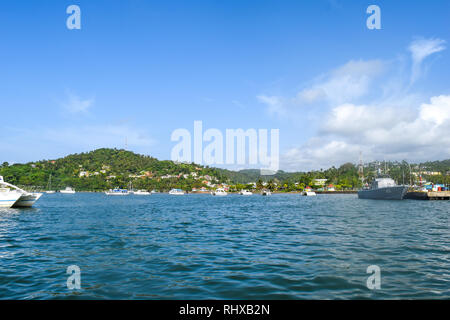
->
xmin=0 ymin=193 xmax=448 ymax=299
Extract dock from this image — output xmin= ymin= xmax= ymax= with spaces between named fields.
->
xmin=405 ymin=191 xmax=450 ymax=200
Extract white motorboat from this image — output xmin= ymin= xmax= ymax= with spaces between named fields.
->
xmin=60 ymin=187 xmax=76 ymax=194
xmin=239 ymin=190 xmax=253 ymax=196
xmin=105 ymin=188 xmax=130 ymax=196
xmin=14 ymin=192 xmax=43 ymax=207
xmin=302 ymin=191 xmax=317 ymax=196
xmin=0 ymin=176 xmax=43 ymax=207
xmin=211 ymin=188 xmax=227 ymax=196
xmin=134 ymin=190 xmax=151 ymax=195
xmin=0 ymin=186 xmax=21 ymax=208
xmin=169 ymin=188 xmax=185 ymax=195
xmin=261 ymin=190 xmax=272 ymax=196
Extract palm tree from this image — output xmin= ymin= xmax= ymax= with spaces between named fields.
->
xmin=256 ymin=179 xmax=264 ymax=190
xmin=267 ymin=179 xmax=275 ymax=191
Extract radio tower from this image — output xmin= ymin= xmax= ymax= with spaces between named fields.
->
xmin=358 ymin=151 xmax=364 ymax=182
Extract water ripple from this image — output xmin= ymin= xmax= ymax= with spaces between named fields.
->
xmin=0 ymin=193 xmax=448 ymax=299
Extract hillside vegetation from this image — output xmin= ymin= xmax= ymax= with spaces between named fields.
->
xmin=1 ymin=148 xmax=449 ymax=192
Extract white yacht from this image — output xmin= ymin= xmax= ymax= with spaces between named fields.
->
xmin=211 ymin=188 xmax=227 ymax=196
xmin=0 ymin=176 xmax=43 ymax=207
xmin=261 ymin=190 xmax=272 ymax=196
xmin=134 ymin=190 xmax=151 ymax=195
xmin=105 ymin=188 xmax=130 ymax=196
xmin=60 ymin=187 xmax=76 ymax=194
xmin=169 ymin=188 xmax=185 ymax=195
xmin=239 ymin=190 xmax=253 ymax=196
xmin=0 ymin=190 xmax=21 ymax=208
xmin=302 ymin=191 xmax=317 ymax=196
xmin=0 ymin=184 xmax=21 ymax=208
xmin=14 ymin=192 xmax=43 ymax=207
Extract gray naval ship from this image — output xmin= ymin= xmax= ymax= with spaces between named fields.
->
xmin=358 ymin=177 xmax=408 ymax=200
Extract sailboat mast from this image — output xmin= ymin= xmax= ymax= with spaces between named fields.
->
xmin=358 ymin=151 xmax=364 ymax=182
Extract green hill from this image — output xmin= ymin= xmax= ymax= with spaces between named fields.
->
xmin=0 ymin=148 xmax=228 ymax=192
xmin=1 ymin=148 xmax=449 ymax=191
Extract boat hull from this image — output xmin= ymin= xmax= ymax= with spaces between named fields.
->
xmin=0 ymin=192 xmax=21 ymax=208
xmin=358 ymin=186 xmax=408 ymax=200
xmin=105 ymin=191 xmax=130 ymax=196
xmin=169 ymin=189 xmax=185 ymax=195
xmin=12 ymin=193 xmax=43 ymax=208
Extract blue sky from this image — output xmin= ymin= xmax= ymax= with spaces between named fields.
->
xmin=1 ymin=0 xmax=450 ymax=171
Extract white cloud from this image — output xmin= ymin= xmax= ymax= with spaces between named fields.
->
xmin=258 ymin=37 xmax=449 ymax=171
xmin=409 ymin=38 xmax=446 ymax=84
xmin=297 ymin=59 xmax=386 ymax=105
xmin=61 ymin=92 xmax=95 ymax=114
xmin=283 ymin=95 xmax=450 ymax=171
xmin=257 ymin=95 xmax=286 ymax=117
xmin=419 ymin=95 xmax=450 ymax=125
xmin=321 ymin=103 xmax=413 ymax=136
xmin=257 ymin=59 xmax=386 ymax=117
xmin=282 ymin=138 xmax=361 ymax=171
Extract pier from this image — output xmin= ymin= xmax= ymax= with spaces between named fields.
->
xmin=405 ymin=191 xmax=450 ymax=200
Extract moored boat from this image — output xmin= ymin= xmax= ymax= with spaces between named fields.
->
xmin=134 ymin=190 xmax=151 ymax=195
xmin=105 ymin=188 xmax=130 ymax=196
xmin=261 ymin=190 xmax=272 ymax=196
xmin=60 ymin=187 xmax=76 ymax=194
xmin=0 ymin=186 xmax=21 ymax=208
xmin=13 ymin=193 xmax=43 ymax=207
xmin=239 ymin=190 xmax=253 ymax=196
xmin=0 ymin=176 xmax=43 ymax=207
xmin=211 ymin=188 xmax=227 ymax=196
xmin=169 ymin=188 xmax=185 ymax=195
xmin=358 ymin=177 xmax=408 ymax=200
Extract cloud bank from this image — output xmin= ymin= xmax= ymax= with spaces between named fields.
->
xmin=259 ymin=37 xmax=449 ymax=171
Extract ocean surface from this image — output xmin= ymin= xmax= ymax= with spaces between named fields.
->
xmin=0 ymin=193 xmax=448 ymax=299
